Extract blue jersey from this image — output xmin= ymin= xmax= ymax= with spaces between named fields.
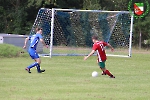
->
xmin=29 ymin=33 xmax=43 ymax=50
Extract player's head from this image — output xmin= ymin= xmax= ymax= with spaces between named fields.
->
xmin=92 ymin=35 xmax=98 ymax=43
xmin=35 ymin=27 xmax=43 ymax=34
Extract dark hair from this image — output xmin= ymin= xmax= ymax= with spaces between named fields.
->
xmin=35 ymin=27 xmax=42 ymax=32
xmin=92 ymin=35 xmax=98 ymax=40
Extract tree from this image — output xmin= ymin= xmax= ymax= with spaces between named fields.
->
xmin=83 ymin=0 xmax=101 ymax=10
xmin=133 ymin=14 xmax=150 ymax=48
xmin=0 ymin=0 xmax=28 ymax=34
xmin=100 ymin=0 xmax=128 ymax=11
xmin=0 ymin=0 xmax=149 ymax=48
xmin=55 ymin=0 xmax=83 ymax=9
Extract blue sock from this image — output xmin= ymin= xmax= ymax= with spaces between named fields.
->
xmin=36 ymin=64 xmax=41 ymax=72
xmin=27 ymin=62 xmax=39 ymax=69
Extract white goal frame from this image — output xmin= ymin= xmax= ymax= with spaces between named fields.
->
xmin=49 ymin=8 xmax=134 ymax=58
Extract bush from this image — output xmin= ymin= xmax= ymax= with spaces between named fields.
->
xmin=0 ymin=44 xmax=28 ymax=57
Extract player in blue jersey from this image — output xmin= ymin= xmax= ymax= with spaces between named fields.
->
xmin=23 ymin=27 xmax=48 ymax=73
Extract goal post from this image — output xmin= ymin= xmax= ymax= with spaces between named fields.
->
xmin=129 ymin=13 xmax=134 ymax=57
xmin=49 ymin=8 xmax=55 ymax=58
xmin=30 ymin=8 xmax=133 ymax=58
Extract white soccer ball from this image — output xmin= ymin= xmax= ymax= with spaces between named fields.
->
xmin=92 ymin=71 xmax=98 ymax=77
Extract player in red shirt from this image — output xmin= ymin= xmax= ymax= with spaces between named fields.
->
xmin=84 ymin=36 xmax=115 ymax=78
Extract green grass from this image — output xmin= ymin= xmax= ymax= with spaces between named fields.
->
xmin=0 ymin=52 xmax=150 ymax=100
xmin=43 ymin=46 xmax=129 ymax=55
xmin=0 ymin=44 xmax=28 ymax=57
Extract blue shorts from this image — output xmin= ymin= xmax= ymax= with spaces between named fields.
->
xmin=28 ymin=48 xmax=39 ymax=59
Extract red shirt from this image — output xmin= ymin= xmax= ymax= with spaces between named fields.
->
xmin=92 ymin=41 xmax=108 ymax=62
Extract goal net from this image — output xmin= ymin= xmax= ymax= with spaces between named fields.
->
xmin=30 ymin=8 xmax=133 ymax=58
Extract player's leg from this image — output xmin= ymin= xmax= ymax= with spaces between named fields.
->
xmin=100 ymin=67 xmax=106 ymax=75
xmin=25 ymin=50 xmax=37 ymax=73
xmin=25 ymin=60 xmax=39 ymax=73
xmin=98 ymin=61 xmax=107 ymax=75
xmin=98 ymin=61 xmax=115 ymax=78
xmin=34 ymin=58 xmax=45 ymax=73
xmin=97 ymin=60 xmax=106 ymax=75
xmin=25 ymin=49 xmax=42 ymax=73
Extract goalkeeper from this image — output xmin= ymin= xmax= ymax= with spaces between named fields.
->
xmin=84 ymin=36 xmax=115 ymax=78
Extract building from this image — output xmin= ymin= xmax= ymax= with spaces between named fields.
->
xmin=0 ymin=34 xmax=43 ymax=53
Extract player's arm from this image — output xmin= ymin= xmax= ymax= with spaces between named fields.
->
xmin=106 ymin=43 xmax=114 ymax=51
xmin=23 ymin=37 xmax=29 ymax=49
xmin=84 ymin=50 xmax=95 ymax=60
xmin=40 ymin=39 xmax=49 ymax=48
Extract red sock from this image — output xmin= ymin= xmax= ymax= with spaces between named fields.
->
xmin=105 ymin=70 xmax=113 ymax=77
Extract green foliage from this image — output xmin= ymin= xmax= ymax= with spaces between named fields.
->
xmin=133 ymin=13 xmax=150 ymax=46
xmin=83 ymin=0 xmax=101 ymax=10
xmin=102 ymin=0 xmax=128 ymax=10
xmin=27 ymin=0 xmax=43 ymax=8
xmin=0 ymin=0 xmax=29 ymax=34
xmin=56 ymin=0 xmax=83 ymax=9
xmin=0 ymin=0 xmax=150 ymax=47
xmin=0 ymin=44 xmax=28 ymax=57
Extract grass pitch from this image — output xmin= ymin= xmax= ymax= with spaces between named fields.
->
xmin=0 ymin=52 xmax=150 ymax=100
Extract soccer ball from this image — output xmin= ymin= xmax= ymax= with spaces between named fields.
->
xmin=92 ymin=71 xmax=98 ymax=77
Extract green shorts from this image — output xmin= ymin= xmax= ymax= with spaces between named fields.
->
xmin=98 ymin=61 xmax=106 ymax=68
